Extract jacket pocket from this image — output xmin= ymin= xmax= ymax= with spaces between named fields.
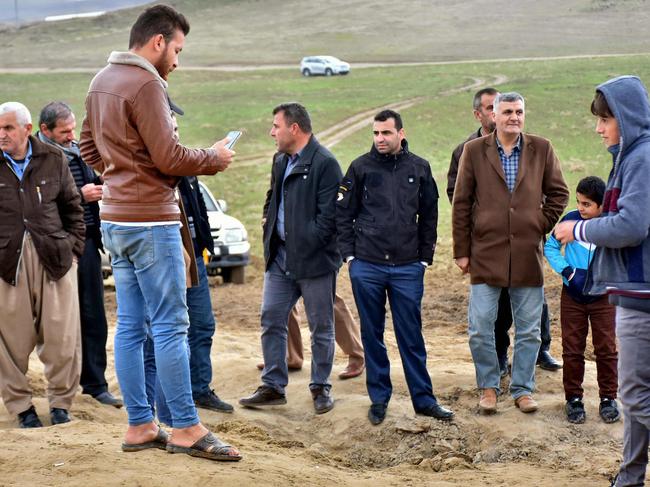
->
xmin=37 ymin=177 xmax=62 ymax=203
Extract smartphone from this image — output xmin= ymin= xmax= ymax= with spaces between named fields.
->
xmin=224 ymin=130 xmax=242 ymax=150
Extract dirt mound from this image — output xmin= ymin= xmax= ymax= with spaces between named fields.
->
xmin=0 ymin=248 xmax=625 ymax=486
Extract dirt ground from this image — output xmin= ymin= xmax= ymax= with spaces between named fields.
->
xmin=0 ymin=246 xmax=625 ymax=486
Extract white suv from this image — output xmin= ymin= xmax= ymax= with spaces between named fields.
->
xmin=101 ymin=182 xmax=250 ymax=284
xmin=300 ymin=56 xmax=350 ymax=77
xmin=198 ymin=182 xmax=250 ymax=284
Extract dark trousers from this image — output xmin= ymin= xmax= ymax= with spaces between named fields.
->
xmin=186 ymin=255 xmax=216 ymax=398
xmin=560 ymin=288 xmax=617 ymax=400
xmin=495 ymin=289 xmax=552 ymax=359
xmin=349 ymin=259 xmax=437 ymax=412
xmin=78 ymin=234 xmax=109 ymax=396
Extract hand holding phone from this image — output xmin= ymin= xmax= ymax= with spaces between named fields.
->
xmin=224 ymin=130 xmax=242 ymax=150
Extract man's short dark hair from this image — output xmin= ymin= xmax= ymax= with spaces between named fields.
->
xmin=39 ymin=101 xmax=73 ymax=131
xmin=273 ymin=102 xmax=312 ymax=133
xmin=590 ymin=90 xmax=614 ymax=119
xmin=129 ymin=4 xmax=190 ymax=49
xmin=576 ymin=176 xmax=606 ymax=206
xmin=472 ymin=88 xmax=498 ymax=111
xmin=374 ymin=109 xmax=403 ymax=131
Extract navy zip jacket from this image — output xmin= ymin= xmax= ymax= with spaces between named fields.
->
xmin=336 ymin=140 xmax=438 ymax=265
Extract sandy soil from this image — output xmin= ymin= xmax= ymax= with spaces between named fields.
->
xmin=0 ymin=245 xmax=625 ymax=486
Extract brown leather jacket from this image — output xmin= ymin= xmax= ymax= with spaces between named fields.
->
xmin=0 ymin=135 xmax=85 ymax=285
xmin=79 ymin=52 xmax=221 ymax=223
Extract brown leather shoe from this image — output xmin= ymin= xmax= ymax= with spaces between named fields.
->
xmin=478 ymin=388 xmax=497 ymax=415
xmin=338 ymin=361 xmax=365 ymax=380
xmin=515 ymin=395 xmax=539 ymax=413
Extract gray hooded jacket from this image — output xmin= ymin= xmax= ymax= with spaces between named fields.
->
xmin=579 ymin=76 xmax=650 ymax=311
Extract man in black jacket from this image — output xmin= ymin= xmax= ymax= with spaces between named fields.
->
xmin=240 ymin=103 xmax=341 ymax=414
xmin=337 ymin=109 xmax=453 ymax=425
xmin=37 ymin=101 xmax=123 ymax=409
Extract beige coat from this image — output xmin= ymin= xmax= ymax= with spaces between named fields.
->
xmin=452 ymin=132 xmax=569 ymax=287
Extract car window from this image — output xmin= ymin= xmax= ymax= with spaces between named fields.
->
xmin=198 ymin=184 xmax=220 ymax=212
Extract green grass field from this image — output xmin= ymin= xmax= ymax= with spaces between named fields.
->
xmin=2 ymin=54 xmax=650 ymax=258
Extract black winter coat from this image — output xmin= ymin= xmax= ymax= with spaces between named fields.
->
xmin=262 ymin=136 xmax=342 ymax=279
xmin=336 ymin=140 xmax=438 ymax=265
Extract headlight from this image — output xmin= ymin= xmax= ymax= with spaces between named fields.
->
xmin=223 ymin=227 xmax=246 ymax=243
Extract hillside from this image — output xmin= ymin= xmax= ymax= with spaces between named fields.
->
xmin=2 ymin=0 xmax=650 ymax=69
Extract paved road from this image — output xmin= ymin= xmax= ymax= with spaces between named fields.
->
xmin=0 ymin=0 xmax=149 ymax=24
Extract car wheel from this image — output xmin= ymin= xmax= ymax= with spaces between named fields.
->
xmin=302 ymin=68 xmax=311 ymax=77
xmin=221 ymin=268 xmax=232 ymax=283
xmin=325 ymin=68 xmax=333 ymax=76
xmin=230 ymin=266 xmax=246 ymax=284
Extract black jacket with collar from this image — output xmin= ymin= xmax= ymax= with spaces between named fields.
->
xmin=336 ymin=140 xmax=439 ymax=266
xmin=262 ymin=135 xmax=342 ymax=279
xmin=178 ymin=176 xmax=214 ymax=255
xmin=0 ymin=135 xmax=85 ymax=285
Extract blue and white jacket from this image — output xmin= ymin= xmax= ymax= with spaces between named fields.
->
xmin=573 ymin=76 xmax=650 ymax=312
xmin=545 ymin=210 xmax=600 ymax=304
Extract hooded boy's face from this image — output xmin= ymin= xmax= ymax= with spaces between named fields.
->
xmin=596 ymin=115 xmax=620 ymax=148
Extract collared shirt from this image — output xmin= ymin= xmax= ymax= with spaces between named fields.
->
xmin=495 ymin=134 xmax=522 ymax=192
xmin=275 ymin=151 xmax=301 ymax=241
xmin=2 ymin=140 xmax=33 ymax=181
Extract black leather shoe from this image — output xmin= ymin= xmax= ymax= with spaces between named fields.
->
xmin=195 ymin=389 xmax=234 ymax=413
xmin=239 ymin=385 xmax=287 ymax=408
xmin=417 ymin=403 xmax=454 ymax=421
xmin=498 ymin=354 xmax=510 ymax=378
xmin=17 ymin=406 xmax=43 ymax=428
xmin=93 ymin=391 xmax=124 ymax=409
xmin=50 ymin=408 xmax=71 ymax=425
xmin=368 ymin=403 xmax=387 ymax=425
xmin=311 ymin=386 xmax=334 ymax=414
xmin=537 ymin=350 xmax=562 ymax=371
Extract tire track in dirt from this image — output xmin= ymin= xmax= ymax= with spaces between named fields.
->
xmin=235 ymin=74 xmax=508 ymax=168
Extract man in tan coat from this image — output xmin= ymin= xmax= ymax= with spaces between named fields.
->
xmin=452 ymin=92 xmax=568 ymax=414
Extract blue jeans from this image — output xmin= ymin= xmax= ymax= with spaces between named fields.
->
xmin=143 ymin=256 xmax=215 ymax=426
xmin=349 ymin=259 xmax=437 ymax=412
xmin=101 ymin=223 xmax=199 ymax=428
xmin=468 ymin=284 xmax=543 ymax=399
xmin=260 ymin=254 xmax=335 ymax=394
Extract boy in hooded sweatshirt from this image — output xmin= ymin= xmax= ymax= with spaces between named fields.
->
xmin=554 ymin=75 xmax=650 ymax=487
xmin=545 ymin=176 xmax=619 ymax=425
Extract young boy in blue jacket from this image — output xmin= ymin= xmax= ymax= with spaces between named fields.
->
xmin=545 ymin=176 xmax=618 ymax=424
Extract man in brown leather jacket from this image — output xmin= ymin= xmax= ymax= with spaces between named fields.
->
xmin=79 ymin=5 xmax=240 ymax=461
xmin=0 ymin=101 xmax=85 ymax=428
